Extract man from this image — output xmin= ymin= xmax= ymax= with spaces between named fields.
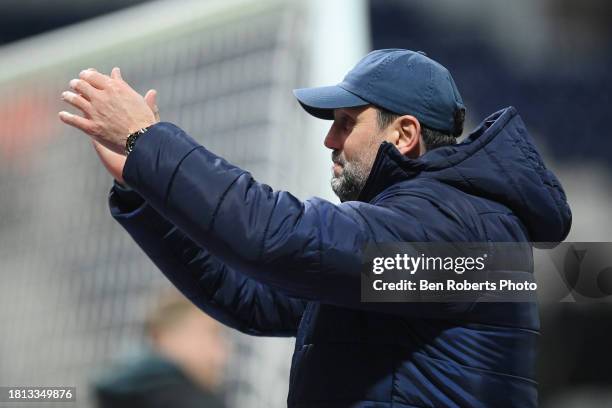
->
xmin=60 ymin=49 xmax=572 ymax=407
xmin=94 ymin=290 xmax=227 ymax=408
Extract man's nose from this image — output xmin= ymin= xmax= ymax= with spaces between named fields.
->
xmin=324 ymin=126 xmax=342 ymax=150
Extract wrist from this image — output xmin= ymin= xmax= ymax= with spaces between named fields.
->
xmin=111 ymin=180 xmax=145 ymax=211
xmin=125 ymin=126 xmax=151 ymax=156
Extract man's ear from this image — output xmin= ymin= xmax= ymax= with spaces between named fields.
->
xmin=395 ymin=115 xmax=423 ymax=158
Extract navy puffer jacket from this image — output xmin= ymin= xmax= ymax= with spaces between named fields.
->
xmin=110 ymin=107 xmax=571 ymax=407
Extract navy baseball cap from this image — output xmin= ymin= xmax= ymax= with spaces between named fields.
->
xmin=293 ymin=49 xmax=465 ymax=135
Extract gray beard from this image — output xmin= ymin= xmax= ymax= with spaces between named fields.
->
xmin=330 ymin=160 xmax=371 ymax=202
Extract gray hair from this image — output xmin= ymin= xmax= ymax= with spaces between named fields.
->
xmin=375 ymin=107 xmax=463 ymax=150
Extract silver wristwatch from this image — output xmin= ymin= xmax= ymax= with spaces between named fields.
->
xmin=125 ymin=127 xmax=149 ymax=156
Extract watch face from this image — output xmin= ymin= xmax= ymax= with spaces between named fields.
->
xmin=126 ymin=128 xmax=146 ymax=154
xmin=126 ymin=134 xmax=136 ymax=154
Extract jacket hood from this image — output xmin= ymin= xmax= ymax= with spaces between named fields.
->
xmin=358 ymin=106 xmax=572 ymax=242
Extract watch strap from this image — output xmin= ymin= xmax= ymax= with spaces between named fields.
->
xmin=125 ymin=127 xmax=149 ymax=156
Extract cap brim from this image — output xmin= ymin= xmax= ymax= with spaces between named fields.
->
xmin=293 ymin=85 xmax=369 ymax=120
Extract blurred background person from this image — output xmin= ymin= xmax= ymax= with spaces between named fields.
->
xmin=93 ymin=290 xmax=228 ymax=408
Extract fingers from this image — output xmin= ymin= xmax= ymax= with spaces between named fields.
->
xmin=91 ymin=139 xmax=103 ymax=151
xmin=91 ymin=139 xmax=115 ymax=158
xmin=59 ymin=111 xmax=98 ymax=136
xmin=79 ymin=69 xmax=111 ymax=90
xmin=144 ymin=89 xmax=160 ymax=121
xmin=144 ymin=89 xmax=157 ymax=107
xmin=91 ymin=139 xmax=114 ymax=155
xmin=61 ymin=91 xmax=92 ymax=115
xmin=91 ymin=139 xmax=110 ymax=156
xmin=91 ymin=139 xmax=104 ymax=156
xmin=110 ymin=67 xmax=123 ymax=81
xmin=91 ymin=139 xmax=126 ymax=184
xmin=69 ymin=78 xmax=98 ymax=100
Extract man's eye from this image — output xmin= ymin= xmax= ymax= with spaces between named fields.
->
xmin=334 ymin=115 xmax=354 ymax=132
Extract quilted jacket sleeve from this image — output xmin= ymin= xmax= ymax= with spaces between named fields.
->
xmin=109 ymin=183 xmax=307 ymax=336
xmin=121 ymin=122 xmax=470 ymax=318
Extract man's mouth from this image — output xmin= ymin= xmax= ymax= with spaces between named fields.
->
xmin=332 ymin=162 xmax=343 ymax=177
xmin=331 ymin=151 xmax=344 ymax=177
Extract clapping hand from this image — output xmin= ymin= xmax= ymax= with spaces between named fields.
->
xmin=59 ymin=67 xmax=158 ymax=155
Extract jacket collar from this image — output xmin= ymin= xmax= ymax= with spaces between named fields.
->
xmin=356 ymin=141 xmax=423 ymax=203
xmin=354 ymin=106 xmax=572 ymax=243
xmin=357 ymin=107 xmax=519 ymax=203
